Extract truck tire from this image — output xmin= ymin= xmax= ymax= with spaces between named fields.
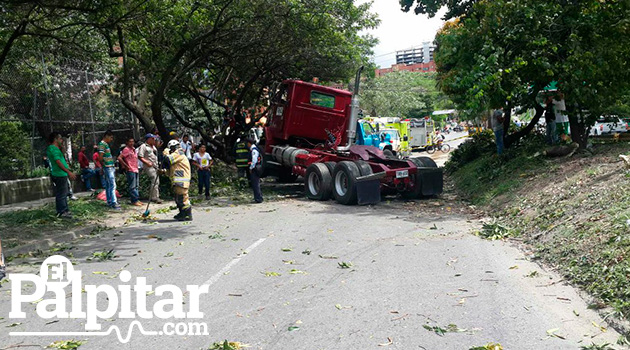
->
xmin=383 ymin=149 xmax=396 ymax=160
xmin=304 ymin=163 xmax=333 ymax=201
xmin=413 ymin=156 xmax=437 ymax=168
xmin=324 ymin=162 xmax=337 ymax=174
xmin=332 ymin=161 xmax=361 ymax=205
xmin=402 ymin=158 xmax=423 ymax=199
xmin=404 ymin=157 xmax=438 ymax=199
xmin=354 ymin=160 xmax=372 ymax=176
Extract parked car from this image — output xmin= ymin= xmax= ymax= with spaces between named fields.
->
xmin=590 ymin=116 xmax=629 ymax=136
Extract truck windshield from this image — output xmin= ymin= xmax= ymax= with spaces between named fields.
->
xmin=362 ymin=122 xmax=375 ymax=136
xmin=383 ymin=131 xmax=399 ymax=140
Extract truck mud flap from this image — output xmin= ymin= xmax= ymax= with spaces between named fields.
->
xmin=419 ymin=168 xmax=443 ymax=196
xmin=356 ymin=179 xmax=381 ymax=205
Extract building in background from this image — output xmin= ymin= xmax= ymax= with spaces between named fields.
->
xmin=395 ymin=42 xmax=434 ymax=65
xmin=376 ymin=42 xmax=436 ymax=77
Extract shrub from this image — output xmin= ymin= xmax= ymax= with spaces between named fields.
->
xmin=0 ymin=121 xmax=32 ymax=180
xmin=445 ymin=130 xmax=495 ymax=174
xmin=28 ymin=166 xmax=50 ymax=178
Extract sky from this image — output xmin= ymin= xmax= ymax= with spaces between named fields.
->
xmin=361 ymin=0 xmax=446 ymax=68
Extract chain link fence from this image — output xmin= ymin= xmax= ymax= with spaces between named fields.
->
xmin=0 ymin=56 xmax=140 ymax=179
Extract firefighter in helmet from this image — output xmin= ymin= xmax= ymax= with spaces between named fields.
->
xmin=163 ymin=139 xmax=192 ymax=221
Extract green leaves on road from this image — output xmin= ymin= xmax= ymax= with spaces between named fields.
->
xmin=469 ymin=344 xmax=503 ymax=350
xmin=86 ymin=249 xmax=115 ymax=261
xmin=475 ymin=221 xmax=513 ymax=241
xmin=422 ymin=323 xmax=468 ymax=336
xmin=48 ymin=340 xmax=85 ymax=349
xmin=579 ymin=343 xmax=614 ymax=350
xmin=338 ymin=262 xmax=353 ymax=269
xmin=208 ymin=341 xmax=247 ymax=350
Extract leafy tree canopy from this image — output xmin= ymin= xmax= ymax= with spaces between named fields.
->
xmin=399 ymin=0 xmax=476 ymax=20
xmin=426 ymin=0 xmax=630 ymax=147
xmin=361 ymin=71 xmax=453 ymax=118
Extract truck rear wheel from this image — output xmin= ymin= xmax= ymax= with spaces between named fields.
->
xmin=413 ymin=156 xmax=437 ymax=168
xmin=305 ymin=163 xmax=333 ymax=201
xmin=324 ymin=162 xmax=336 ymax=174
xmin=403 ymin=157 xmax=438 ymax=199
xmin=332 ymin=161 xmax=360 ymax=205
xmin=402 ymin=158 xmax=425 ymax=199
xmin=354 ymin=160 xmax=372 ymax=176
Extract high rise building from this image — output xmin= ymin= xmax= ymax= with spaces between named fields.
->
xmin=395 ymin=42 xmax=435 ymax=65
xmin=376 ymin=42 xmax=437 ymax=77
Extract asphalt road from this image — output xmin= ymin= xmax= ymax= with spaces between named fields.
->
xmin=0 ymin=196 xmax=623 ymax=350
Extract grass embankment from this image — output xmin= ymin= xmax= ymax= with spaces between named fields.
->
xmin=448 ymin=135 xmax=630 ymax=324
xmin=0 ymin=199 xmax=106 ymax=249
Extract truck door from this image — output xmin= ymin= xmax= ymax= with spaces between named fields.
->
xmin=357 ymin=121 xmax=379 ymax=147
xmin=269 ymin=84 xmax=289 ymax=132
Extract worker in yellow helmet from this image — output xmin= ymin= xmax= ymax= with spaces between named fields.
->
xmin=163 ymin=139 xmax=192 ymax=221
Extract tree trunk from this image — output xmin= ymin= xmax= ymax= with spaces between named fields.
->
xmin=504 ymin=104 xmax=544 ymax=148
xmin=150 ymin=98 xmax=170 ymax=143
xmin=0 ymin=20 xmax=27 ymax=75
xmin=502 ymin=103 xmax=512 ymax=147
xmin=568 ymin=110 xmax=589 ymax=149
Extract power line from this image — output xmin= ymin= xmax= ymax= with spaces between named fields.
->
xmin=372 ymin=50 xmax=397 ymax=58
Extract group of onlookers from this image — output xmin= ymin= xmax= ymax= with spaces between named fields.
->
xmin=46 ymin=130 xmax=225 ymax=217
xmin=490 ymin=93 xmax=570 ymax=155
xmin=46 ymin=129 xmax=266 ymax=220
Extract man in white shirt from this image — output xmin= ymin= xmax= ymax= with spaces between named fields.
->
xmin=137 ymin=134 xmax=162 ymax=204
xmin=553 ymin=93 xmax=570 ymax=139
xmin=180 ymin=135 xmax=193 ymax=160
xmin=192 ymin=144 xmax=213 ymax=200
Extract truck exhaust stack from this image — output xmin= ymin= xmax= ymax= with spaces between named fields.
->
xmin=337 ymin=66 xmax=364 ymax=152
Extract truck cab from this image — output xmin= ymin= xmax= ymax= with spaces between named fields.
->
xmin=356 ymin=120 xmax=392 ymax=153
xmin=373 ymin=117 xmax=411 ymax=158
xmin=263 ymin=75 xmax=443 ymax=205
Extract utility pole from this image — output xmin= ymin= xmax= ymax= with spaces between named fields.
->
xmin=31 ymin=88 xmax=37 ymax=170
xmin=41 ymin=55 xmax=52 ymax=133
xmin=85 ymin=70 xmax=97 ymax=144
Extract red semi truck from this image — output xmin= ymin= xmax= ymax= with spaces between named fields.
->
xmin=262 ymin=68 xmax=443 ymax=205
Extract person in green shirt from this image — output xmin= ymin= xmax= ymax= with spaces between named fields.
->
xmin=46 ymin=132 xmax=77 ymax=218
xmin=98 ymin=130 xmax=120 ymax=209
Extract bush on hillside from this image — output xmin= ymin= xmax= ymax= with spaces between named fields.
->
xmin=445 ymin=130 xmax=495 ymax=174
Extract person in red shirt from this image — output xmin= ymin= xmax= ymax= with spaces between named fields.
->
xmin=78 ymin=146 xmax=96 ymax=191
xmin=92 ymin=145 xmax=104 ymax=189
xmin=117 ymin=137 xmax=143 ymax=206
